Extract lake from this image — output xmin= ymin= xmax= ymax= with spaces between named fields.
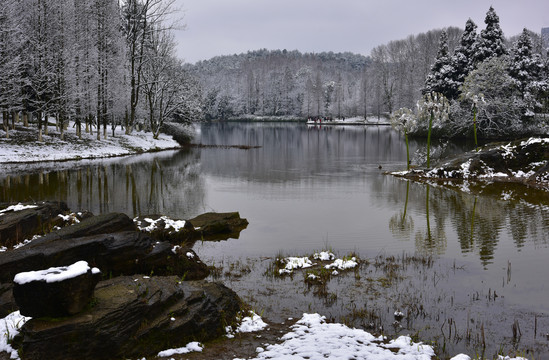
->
xmin=1 ymin=122 xmax=548 ymax=358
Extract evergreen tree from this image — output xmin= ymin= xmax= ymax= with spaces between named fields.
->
xmin=447 ymin=19 xmax=478 ymax=99
xmin=475 ymin=6 xmax=507 ymax=64
xmin=509 ymin=28 xmax=544 ymax=98
xmin=423 ymin=30 xmax=454 ymax=98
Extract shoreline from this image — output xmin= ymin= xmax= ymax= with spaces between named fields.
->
xmin=0 ymin=122 xmax=184 ymax=165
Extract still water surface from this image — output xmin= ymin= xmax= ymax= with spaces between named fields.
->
xmin=2 ymin=122 xmax=549 ymax=356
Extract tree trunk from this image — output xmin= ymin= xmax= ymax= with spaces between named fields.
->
xmin=23 ymin=112 xmax=28 ymax=127
xmin=3 ymin=111 xmax=9 ymax=139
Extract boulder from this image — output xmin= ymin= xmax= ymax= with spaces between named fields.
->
xmin=32 ymin=212 xmax=137 ymax=245
xmin=188 ymin=212 xmax=249 ymax=240
xmin=14 ymin=276 xmax=242 ymax=360
xmin=13 ymin=261 xmax=101 ymax=318
xmin=0 ymin=231 xmax=209 ymax=284
xmin=0 ymin=201 xmax=69 ymax=248
xmin=134 ymin=215 xmax=198 ymax=243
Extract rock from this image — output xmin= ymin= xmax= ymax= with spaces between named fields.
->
xmin=14 ymin=276 xmax=242 ymax=360
xmin=188 ymin=212 xmax=249 ymax=240
xmin=134 ymin=215 xmax=198 ymax=243
xmin=32 ymin=212 xmax=137 ymax=245
xmin=0 ymin=230 xmax=208 ymax=284
xmin=0 ymin=283 xmax=15 ymax=317
xmin=0 ymin=201 xmax=69 ymax=248
xmin=13 ymin=261 xmax=101 ymax=318
xmin=138 ymin=243 xmax=209 ymax=280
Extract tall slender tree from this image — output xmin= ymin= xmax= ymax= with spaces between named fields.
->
xmin=423 ymin=30 xmax=454 ymax=98
xmin=447 ymin=19 xmax=478 ymax=99
xmin=474 ymin=6 xmax=507 ymax=64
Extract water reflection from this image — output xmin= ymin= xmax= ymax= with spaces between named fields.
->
xmin=0 ymin=123 xmax=547 ymax=267
xmin=0 ymin=150 xmax=206 ymax=219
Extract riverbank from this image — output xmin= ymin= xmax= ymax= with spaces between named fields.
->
xmin=391 ymin=137 xmax=549 ymax=191
xmin=0 ymin=122 xmax=183 ymax=164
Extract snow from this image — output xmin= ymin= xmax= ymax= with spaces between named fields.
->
xmin=236 ymin=312 xmax=269 ymax=333
xmin=278 ymin=257 xmax=313 ymax=275
xmin=312 ymin=251 xmax=335 ymax=261
xmin=0 ymin=203 xmax=38 ymax=216
xmin=226 ymin=311 xmax=269 ymax=339
xmin=239 ymin=313 xmax=435 ymax=360
xmin=134 ymin=216 xmax=186 ymax=233
xmin=0 ymin=121 xmax=180 ymax=164
xmin=13 ymin=260 xmax=100 ymax=285
xmin=157 ymin=341 xmax=203 ymax=357
xmin=171 ymin=245 xmax=181 ymax=254
xmin=325 ymin=257 xmax=358 ymax=270
xmin=0 ymin=311 xmax=31 ymax=360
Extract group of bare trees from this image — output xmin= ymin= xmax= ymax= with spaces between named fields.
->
xmin=190 ymin=50 xmax=372 ymax=120
xmin=0 ymin=0 xmax=196 ymax=141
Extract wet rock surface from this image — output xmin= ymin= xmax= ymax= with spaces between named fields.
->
xmin=14 ymin=276 xmax=241 ymax=360
xmin=187 ymin=212 xmax=249 ymax=240
xmin=0 ymin=205 xmax=247 ymax=359
xmin=13 ymin=263 xmax=101 ymax=318
xmin=0 ymin=201 xmax=68 ymax=248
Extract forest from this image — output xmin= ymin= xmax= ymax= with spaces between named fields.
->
xmin=0 ymin=0 xmax=200 ymax=141
xmin=1 ymin=3 xmax=548 ymax=141
xmin=189 ymin=7 xmax=548 ymax=139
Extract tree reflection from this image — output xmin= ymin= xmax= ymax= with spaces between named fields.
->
xmin=0 ymin=149 xmax=206 ymax=219
xmin=414 ymin=184 xmax=447 ymax=255
xmin=389 ymin=180 xmax=414 ymax=239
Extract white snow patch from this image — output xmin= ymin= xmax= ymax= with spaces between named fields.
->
xmin=278 ymin=257 xmax=313 ymax=275
xmin=171 ymin=245 xmax=181 ymax=254
xmin=313 ymin=251 xmax=335 ymax=261
xmin=13 ymin=261 xmax=99 ymax=285
xmin=520 ymin=137 xmax=549 ymax=147
xmin=0 ymin=246 xmax=6 ymax=252
xmin=243 ymin=313 xmax=435 ymax=360
xmin=0 ymin=311 xmax=32 ymax=360
xmin=157 ymin=341 xmax=203 ymax=357
xmin=135 ymin=216 xmax=186 ymax=233
xmin=186 ymin=251 xmax=195 ymax=259
xmin=237 ymin=312 xmax=268 ymax=333
xmin=449 ymin=355 xmax=471 ymax=360
xmin=0 ymin=203 xmax=38 ymax=216
xmin=325 ymin=257 xmax=358 ymax=270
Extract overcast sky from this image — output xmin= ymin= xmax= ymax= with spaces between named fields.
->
xmin=173 ymin=0 xmax=549 ymax=64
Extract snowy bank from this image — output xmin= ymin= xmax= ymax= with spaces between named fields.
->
xmin=0 ymin=121 xmax=181 ymax=164
xmin=392 ymin=137 xmax=549 ymax=190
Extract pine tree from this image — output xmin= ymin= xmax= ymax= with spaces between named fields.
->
xmin=446 ymin=19 xmax=478 ymax=99
xmin=474 ymin=6 xmax=507 ymax=64
xmin=423 ymin=30 xmax=454 ymax=98
xmin=509 ymin=28 xmax=544 ymax=97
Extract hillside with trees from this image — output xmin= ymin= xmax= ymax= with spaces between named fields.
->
xmin=187 ymin=27 xmax=462 ymax=121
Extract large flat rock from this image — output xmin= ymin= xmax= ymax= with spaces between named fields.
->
xmin=0 ymin=202 xmax=68 ymax=248
xmin=14 ymin=276 xmax=241 ymax=360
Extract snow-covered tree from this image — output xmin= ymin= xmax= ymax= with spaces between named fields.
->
xmin=447 ymin=19 xmax=478 ymax=99
xmin=509 ymin=29 xmax=546 ymax=98
xmin=461 ymin=57 xmax=523 ymax=137
xmin=474 ymin=6 xmax=507 ymax=65
xmin=423 ymin=30 xmax=455 ymax=98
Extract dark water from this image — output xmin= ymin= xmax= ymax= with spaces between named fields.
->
xmin=1 ymin=122 xmax=549 ymax=358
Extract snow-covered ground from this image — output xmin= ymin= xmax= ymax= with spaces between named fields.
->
xmin=0 ymin=121 xmax=180 ymax=164
xmin=0 ymin=310 xmax=529 ymax=360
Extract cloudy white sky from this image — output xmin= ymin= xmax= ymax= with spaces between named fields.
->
xmin=173 ymin=0 xmax=549 ymax=64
